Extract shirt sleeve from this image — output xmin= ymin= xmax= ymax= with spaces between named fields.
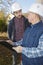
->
xmin=22 ymin=34 xmax=43 ymax=58
xmin=12 ymin=38 xmax=23 ymax=46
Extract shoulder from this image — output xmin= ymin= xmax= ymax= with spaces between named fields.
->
xmin=9 ymin=17 xmax=15 ymax=24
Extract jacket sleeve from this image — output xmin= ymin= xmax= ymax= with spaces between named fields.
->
xmin=7 ymin=20 xmax=14 ymax=40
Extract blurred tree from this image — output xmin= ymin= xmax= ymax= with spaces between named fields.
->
xmin=0 ymin=11 xmax=7 ymax=32
xmin=0 ymin=11 xmax=5 ymax=19
xmin=0 ymin=0 xmax=15 ymax=16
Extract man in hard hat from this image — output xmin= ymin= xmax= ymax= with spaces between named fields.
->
xmin=7 ymin=2 xmax=30 ymax=65
xmin=12 ymin=3 xmax=43 ymax=65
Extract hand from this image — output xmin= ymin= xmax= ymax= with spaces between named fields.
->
xmin=6 ymin=40 xmax=13 ymax=44
xmin=12 ymin=46 xmax=22 ymax=53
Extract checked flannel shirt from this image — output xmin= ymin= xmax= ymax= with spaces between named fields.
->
xmin=22 ymin=34 xmax=43 ymax=58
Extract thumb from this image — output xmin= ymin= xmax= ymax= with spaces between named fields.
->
xmin=12 ymin=47 xmax=16 ymax=50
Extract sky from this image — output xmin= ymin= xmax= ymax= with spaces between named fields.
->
xmin=0 ymin=0 xmax=36 ymax=14
xmin=16 ymin=0 xmax=36 ymax=13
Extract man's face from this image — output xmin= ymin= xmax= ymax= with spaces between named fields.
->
xmin=28 ymin=12 xmax=36 ymax=24
xmin=13 ymin=10 xmax=22 ymax=18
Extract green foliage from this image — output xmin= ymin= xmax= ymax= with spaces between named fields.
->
xmin=0 ymin=19 xmax=7 ymax=32
xmin=0 ymin=11 xmax=7 ymax=32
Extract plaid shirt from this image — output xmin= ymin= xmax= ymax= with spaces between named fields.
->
xmin=22 ymin=34 xmax=43 ymax=58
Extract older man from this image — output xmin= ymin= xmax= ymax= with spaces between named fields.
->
xmin=13 ymin=3 xmax=43 ymax=65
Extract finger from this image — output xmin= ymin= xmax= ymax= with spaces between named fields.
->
xmin=12 ymin=47 xmax=16 ymax=50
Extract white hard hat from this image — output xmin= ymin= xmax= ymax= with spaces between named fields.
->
xmin=11 ymin=2 xmax=21 ymax=13
xmin=29 ymin=3 xmax=43 ymax=17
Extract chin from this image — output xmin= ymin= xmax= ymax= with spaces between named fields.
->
xmin=18 ymin=15 xmax=22 ymax=18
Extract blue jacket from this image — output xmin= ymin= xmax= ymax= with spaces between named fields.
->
xmin=22 ymin=21 xmax=43 ymax=65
